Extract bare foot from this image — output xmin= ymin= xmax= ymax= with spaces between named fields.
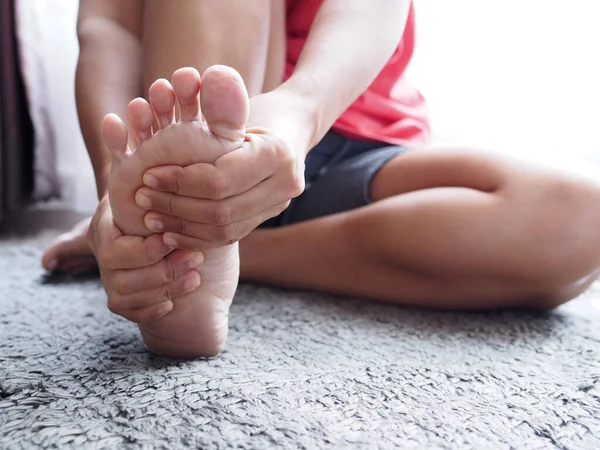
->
xmin=41 ymin=218 xmax=97 ymax=274
xmin=101 ymin=66 xmax=249 ymax=358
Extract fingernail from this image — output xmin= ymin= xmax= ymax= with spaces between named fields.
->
xmin=143 ymin=173 xmax=158 ymax=187
xmin=188 ymin=253 xmax=204 ymax=269
xmin=48 ymin=259 xmax=59 ymax=271
xmin=157 ymin=301 xmax=173 ymax=316
xmin=146 ymin=218 xmax=163 ymax=231
xmin=184 ymin=274 xmax=201 ymax=292
xmin=135 ymin=191 xmax=152 ymax=209
xmin=164 ymin=236 xmax=177 ymax=247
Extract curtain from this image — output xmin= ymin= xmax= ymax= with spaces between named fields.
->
xmin=0 ymin=0 xmax=34 ymax=223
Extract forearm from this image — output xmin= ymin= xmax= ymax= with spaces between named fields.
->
xmin=76 ymin=15 xmax=142 ymax=199
xmin=277 ymin=0 xmax=410 ymax=152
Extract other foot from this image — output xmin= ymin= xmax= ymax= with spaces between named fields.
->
xmin=41 ymin=218 xmax=97 ymax=275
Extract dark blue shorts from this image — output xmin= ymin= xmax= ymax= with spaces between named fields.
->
xmin=261 ymin=130 xmax=407 ymax=227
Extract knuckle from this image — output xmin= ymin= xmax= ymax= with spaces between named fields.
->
xmin=136 ymin=311 xmax=157 ymax=324
xmin=167 ymin=195 xmax=178 ymax=216
xmin=291 ymin=171 xmax=305 ymax=197
xmin=279 ymin=200 xmax=291 ymax=214
xmin=213 ymin=224 xmax=237 ymax=243
xmin=176 ymin=217 xmax=187 ymax=235
xmin=157 ymin=283 xmax=173 ymax=303
xmin=171 ymin=166 xmax=185 ymax=194
xmin=264 ymin=139 xmax=281 ymax=160
xmin=107 ymin=295 xmax=121 ymax=315
xmin=210 ymin=204 xmax=232 ymax=226
xmin=144 ymin=244 xmax=162 ymax=264
xmin=97 ymin=247 xmax=115 ymax=269
xmin=206 ymin=171 xmax=228 ymax=200
xmin=164 ymin=260 xmax=179 ymax=283
xmin=111 ymin=272 xmax=129 ymax=295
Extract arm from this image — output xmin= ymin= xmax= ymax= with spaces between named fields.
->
xmin=271 ymin=0 xmax=410 ymax=153
xmin=134 ymin=0 xmax=411 ymax=249
xmin=76 ymin=0 xmax=143 ymax=199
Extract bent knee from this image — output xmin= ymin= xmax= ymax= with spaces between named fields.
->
xmin=517 ymin=268 xmax=599 ymax=311
xmin=506 ymin=171 xmax=600 ymax=286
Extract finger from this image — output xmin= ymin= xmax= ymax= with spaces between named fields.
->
xmin=108 ymin=270 xmax=201 ymax=322
xmin=121 ymin=301 xmax=174 ymax=324
xmin=92 ymin=202 xmax=172 ymax=269
xmin=135 ymin=174 xmax=291 ymax=225
xmin=122 ymin=300 xmax=175 ymax=324
xmin=143 ymin=139 xmax=277 ymax=199
xmin=160 ymin=202 xmax=289 ymax=251
xmin=97 ymin=233 xmax=173 ymax=270
xmin=110 ymin=250 xmax=204 ymax=295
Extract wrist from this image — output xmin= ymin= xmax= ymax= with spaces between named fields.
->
xmin=276 ymin=75 xmax=324 ymax=152
xmin=276 ymin=84 xmax=319 ymax=156
xmin=249 ymin=85 xmax=319 ymax=158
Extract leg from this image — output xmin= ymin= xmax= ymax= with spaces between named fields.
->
xmin=240 ymin=149 xmax=600 ymax=309
xmin=141 ymin=0 xmax=276 ymax=96
xmin=42 ymin=0 xmax=284 ymax=272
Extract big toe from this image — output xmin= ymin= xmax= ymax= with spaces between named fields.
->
xmin=200 ymin=65 xmax=249 ymax=142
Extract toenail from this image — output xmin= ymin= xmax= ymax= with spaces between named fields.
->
xmin=147 ymin=218 xmax=163 ymax=231
xmin=48 ymin=259 xmax=58 ymax=271
xmin=135 ymin=192 xmax=152 ymax=209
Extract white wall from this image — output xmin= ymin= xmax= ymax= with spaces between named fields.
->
xmin=408 ymin=0 xmax=600 ymax=164
xmin=25 ymin=0 xmax=600 ymax=213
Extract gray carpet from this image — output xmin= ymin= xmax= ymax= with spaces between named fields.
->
xmin=1 ymin=228 xmax=599 ymax=449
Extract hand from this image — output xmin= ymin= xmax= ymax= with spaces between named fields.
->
xmin=88 ymin=196 xmax=203 ymax=323
xmin=134 ymin=90 xmax=313 ymax=251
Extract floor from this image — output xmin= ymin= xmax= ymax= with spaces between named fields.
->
xmin=1 ymin=224 xmax=599 ymax=449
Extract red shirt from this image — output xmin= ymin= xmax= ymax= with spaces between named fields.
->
xmin=285 ymin=0 xmax=430 ymax=146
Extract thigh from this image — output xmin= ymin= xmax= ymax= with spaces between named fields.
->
xmin=266 ymin=131 xmax=407 ymax=226
xmin=369 ymin=145 xmax=600 ymax=202
xmin=369 ymin=147 xmax=511 ymax=202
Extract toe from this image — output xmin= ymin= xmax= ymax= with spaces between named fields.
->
xmin=102 ymin=113 xmax=130 ymax=159
xmin=149 ymin=78 xmax=176 ymax=129
xmin=172 ymin=67 xmax=202 ymax=122
xmin=41 ymin=219 xmax=95 ymax=273
xmin=128 ymin=97 xmax=154 ymax=144
xmin=201 ymin=65 xmax=249 ymax=142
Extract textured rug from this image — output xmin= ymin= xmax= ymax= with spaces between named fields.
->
xmin=1 ymin=228 xmax=599 ymax=449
